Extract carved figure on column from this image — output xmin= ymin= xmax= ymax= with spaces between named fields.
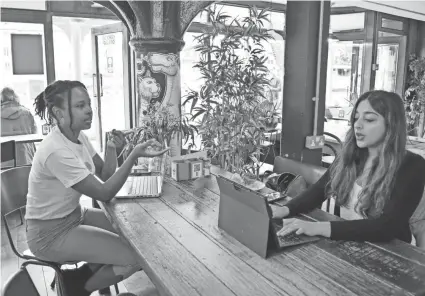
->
xmin=136 ymin=52 xmax=180 ymax=126
xmin=137 ymin=70 xmax=161 ymax=123
xmin=95 ymin=0 xmax=214 ymax=157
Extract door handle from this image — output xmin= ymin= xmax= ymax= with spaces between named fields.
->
xmin=92 ymin=74 xmax=103 ymax=97
xmin=100 ymin=74 xmax=103 ymax=97
xmin=92 ymin=74 xmax=97 ymax=97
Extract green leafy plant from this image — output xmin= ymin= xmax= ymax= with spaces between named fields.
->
xmin=183 ymin=5 xmax=278 ymax=179
xmin=405 ymin=54 xmax=425 ymax=137
xmin=120 ymin=102 xmax=197 ymax=159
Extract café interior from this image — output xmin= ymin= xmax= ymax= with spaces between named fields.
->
xmin=2 ymin=1 xmax=425 ymax=295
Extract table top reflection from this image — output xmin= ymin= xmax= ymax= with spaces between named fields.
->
xmin=100 ymin=167 xmax=425 ymax=296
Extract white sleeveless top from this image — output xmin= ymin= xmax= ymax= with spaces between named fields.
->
xmin=340 ymin=182 xmax=364 ymax=220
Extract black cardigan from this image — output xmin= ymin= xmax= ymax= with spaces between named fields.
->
xmin=285 ymin=151 xmax=425 ymax=243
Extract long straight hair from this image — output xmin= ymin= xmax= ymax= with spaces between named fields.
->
xmin=327 ymin=90 xmax=407 ymax=218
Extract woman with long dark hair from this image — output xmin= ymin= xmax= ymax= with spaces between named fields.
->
xmin=273 ymin=90 xmax=425 ymax=244
xmin=25 ymin=80 xmax=169 ymax=295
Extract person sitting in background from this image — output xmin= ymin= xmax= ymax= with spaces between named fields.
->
xmin=273 ymin=90 xmax=425 ymax=247
xmin=26 ymin=80 xmax=169 ymax=296
xmin=1 ymin=87 xmax=37 ymax=166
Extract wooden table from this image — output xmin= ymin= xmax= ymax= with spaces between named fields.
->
xmin=100 ymin=167 xmax=425 ymax=296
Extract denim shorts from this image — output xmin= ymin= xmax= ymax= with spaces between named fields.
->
xmin=26 ymin=205 xmax=88 ymax=263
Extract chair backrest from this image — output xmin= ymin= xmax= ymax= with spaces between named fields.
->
xmin=1 ymin=166 xmax=31 ymax=216
xmin=1 ymin=265 xmax=40 ymax=296
xmin=273 ymin=156 xmax=339 ymax=215
xmin=273 ymin=156 xmax=326 ymax=186
xmin=1 ymin=140 xmax=16 ymax=170
xmin=410 ymin=190 xmax=425 ymax=247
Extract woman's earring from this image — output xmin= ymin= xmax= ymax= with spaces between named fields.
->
xmin=60 ymin=117 xmax=65 ymax=125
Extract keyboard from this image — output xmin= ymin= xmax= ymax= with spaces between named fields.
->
xmin=116 ymin=176 xmax=163 ymax=198
xmin=271 ymin=218 xmax=321 ymax=249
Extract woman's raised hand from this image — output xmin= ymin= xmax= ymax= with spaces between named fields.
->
xmin=107 ymin=129 xmax=126 ymax=152
xmin=133 ymin=139 xmax=170 ymax=158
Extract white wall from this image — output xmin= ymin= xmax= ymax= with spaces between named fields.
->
xmin=0 ymin=1 xmax=46 ymax=10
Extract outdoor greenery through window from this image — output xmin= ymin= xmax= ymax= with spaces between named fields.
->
xmin=182 ymin=5 xmax=280 ymax=179
xmin=181 ymin=3 xmax=284 ymax=152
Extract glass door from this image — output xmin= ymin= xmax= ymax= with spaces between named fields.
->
xmin=372 ymin=14 xmax=407 ymax=96
xmin=374 ymin=35 xmax=405 ymax=94
xmin=91 ymin=23 xmax=131 ymax=152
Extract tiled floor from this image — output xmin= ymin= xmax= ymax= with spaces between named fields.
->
xmin=1 ymin=196 xmax=158 ymax=296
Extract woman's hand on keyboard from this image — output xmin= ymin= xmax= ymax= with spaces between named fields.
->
xmin=134 ymin=139 xmax=170 ymax=158
xmin=277 ymin=218 xmax=331 ymax=238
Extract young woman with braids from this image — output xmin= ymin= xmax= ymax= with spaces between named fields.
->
xmin=25 ymin=80 xmax=169 ymax=296
xmin=272 ymin=90 xmax=425 ymax=246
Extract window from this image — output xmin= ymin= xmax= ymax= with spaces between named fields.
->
xmin=192 ymin=10 xmax=209 ymax=23
xmin=330 ymin=13 xmax=365 ymax=33
xmin=374 ymin=43 xmax=398 ymax=92
xmin=324 ymin=12 xmax=366 ymax=143
xmin=381 ymin=17 xmax=403 ymax=31
xmin=267 ymin=12 xmax=285 ymax=30
xmin=213 ymin=4 xmax=250 ymax=25
xmin=181 ymin=32 xmax=204 ymax=149
xmin=0 ymin=22 xmax=47 ymax=136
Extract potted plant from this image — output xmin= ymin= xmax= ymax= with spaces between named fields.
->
xmin=405 ymin=54 xmax=425 ymax=138
xmin=182 ymin=5 xmax=277 ymax=184
xmin=119 ymin=102 xmax=197 ymax=171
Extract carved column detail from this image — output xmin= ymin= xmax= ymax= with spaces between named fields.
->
xmin=99 ymin=0 xmax=213 ymax=156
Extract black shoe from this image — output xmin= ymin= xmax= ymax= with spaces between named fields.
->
xmin=50 ymin=276 xmax=56 ymax=290
xmin=98 ymin=286 xmax=111 ymax=295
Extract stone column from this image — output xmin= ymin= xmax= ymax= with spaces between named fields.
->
xmin=130 ymin=39 xmax=184 ymax=156
xmin=281 ymin=1 xmax=331 ymax=165
xmin=98 ymin=1 xmax=213 ymax=157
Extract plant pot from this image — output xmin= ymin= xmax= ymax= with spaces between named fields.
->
xmin=231 ymin=172 xmax=257 ymax=186
xmin=231 ymin=173 xmax=244 ymax=184
xmin=241 ymin=172 xmax=257 ymax=186
xmin=211 ymin=157 xmax=220 ymax=166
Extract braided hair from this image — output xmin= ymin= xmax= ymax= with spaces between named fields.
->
xmin=33 ymin=80 xmax=87 ymax=130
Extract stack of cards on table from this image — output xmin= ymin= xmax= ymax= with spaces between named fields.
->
xmin=171 ymin=157 xmax=211 ymax=181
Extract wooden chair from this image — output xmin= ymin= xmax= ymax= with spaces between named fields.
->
xmin=1 ymin=166 xmax=119 ymax=295
xmin=1 ymin=166 xmax=30 ymax=223
xmin=2 ymin=260 xmax=64 ymax=296
xmin=1 ymin=166 xmax=68 ymax=295
xmin=1 ymin=140 xmax=16 ymax=170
